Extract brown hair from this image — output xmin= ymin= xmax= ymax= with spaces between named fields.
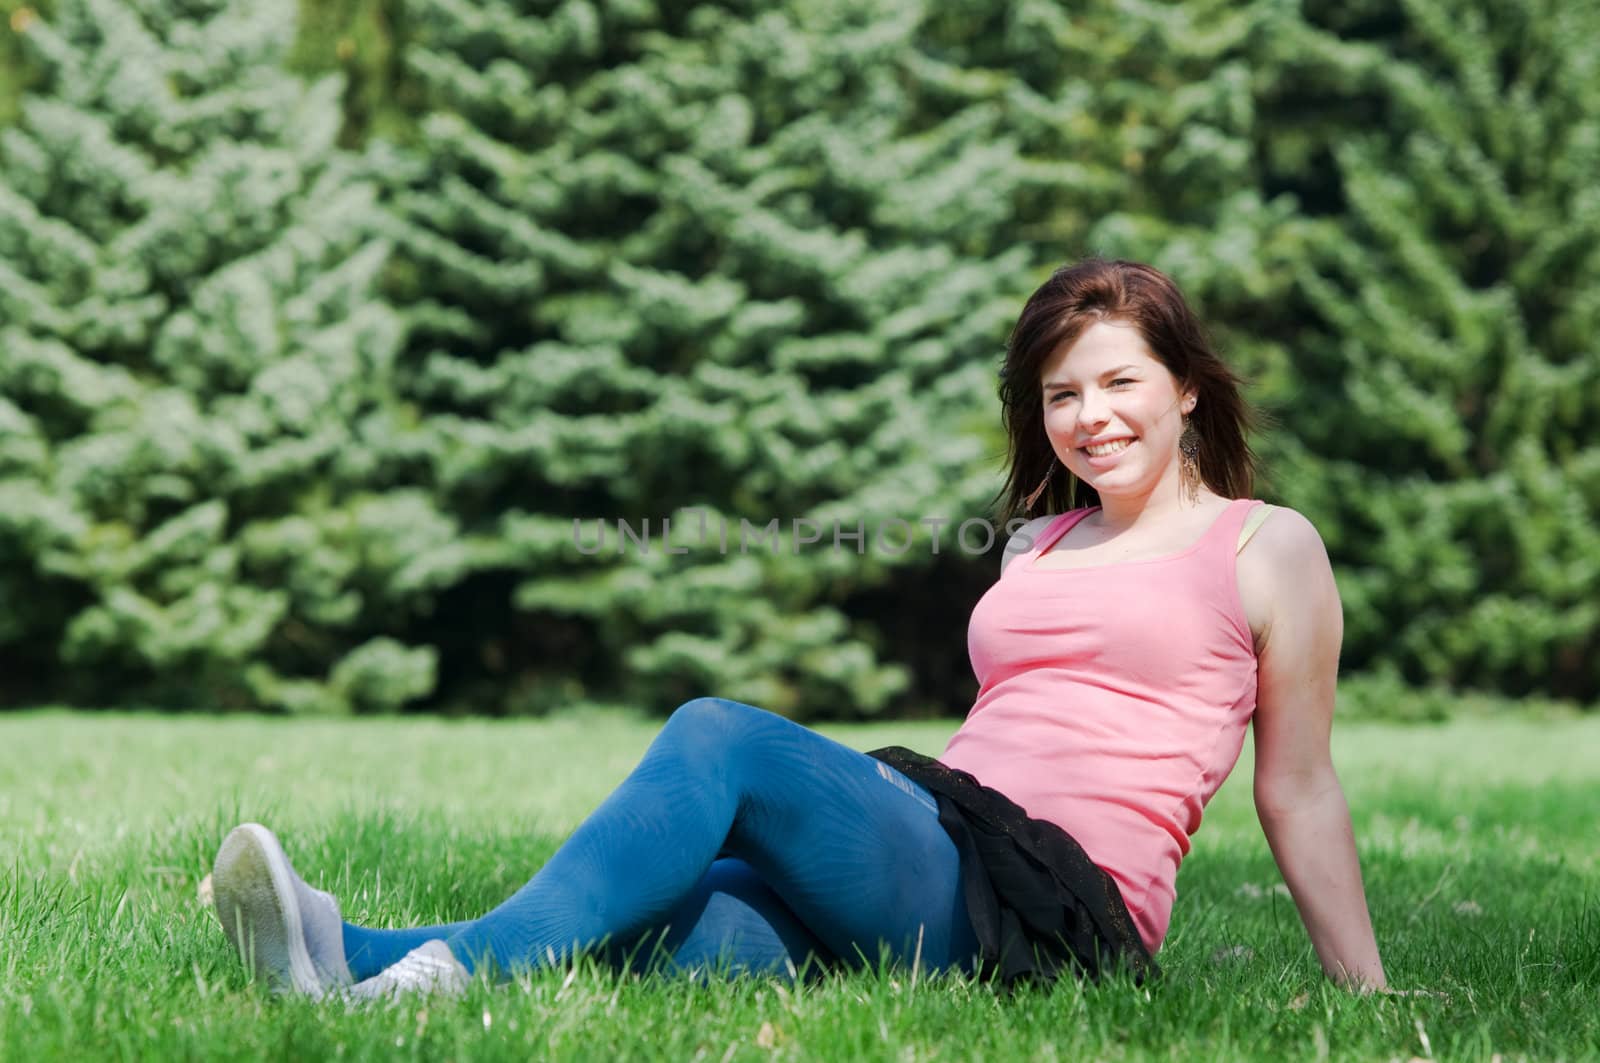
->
xmin=993 ymin=258 xmax=1258 ymax=524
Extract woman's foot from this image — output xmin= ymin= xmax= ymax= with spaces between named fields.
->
xmin=212 ymin=823 xmax=352 ymax=997
xmin=345 ymin=940 xmax=470 ymax=1001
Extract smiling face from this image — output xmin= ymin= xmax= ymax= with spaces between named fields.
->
xmin=1039 ymin=319 xmax=1197 ymax=505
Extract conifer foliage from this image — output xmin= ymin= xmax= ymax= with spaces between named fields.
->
xmin=1255 ymin=0 xmax=1600 ymax=699
xmin=2 ymin=0 xmax=1597 ymax=714
xmin=0 ymin=0 xmax=439 ymax=711
xmin=377 ymin=0 xmax=1045 ymax=716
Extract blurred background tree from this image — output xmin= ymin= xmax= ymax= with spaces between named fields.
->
xmin=1 ymin=0 xmax=1594 ymax=715
xmin=0 ymin=0 xmax=440 ymax=712
xmin=1256 ymin=0 xmax=1600 ymax=700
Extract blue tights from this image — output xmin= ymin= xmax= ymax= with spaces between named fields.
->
xmin=340 ymin=698 xmax=978 ymax=980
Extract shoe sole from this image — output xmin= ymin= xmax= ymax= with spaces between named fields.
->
xmin=212 ymin=823 xmax=324 ymax=996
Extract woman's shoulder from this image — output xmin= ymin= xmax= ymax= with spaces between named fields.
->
xmin=1236 ymin=503 xmax=1336 ymax=642
xmin=1237 ymin=503 xmax=1329 ymax=563
xmin=999 ymin=512 xmax=1079 ymax=574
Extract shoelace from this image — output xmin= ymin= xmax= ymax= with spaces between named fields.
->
xmin=346 ymin=943 xmax=468 ymax=1001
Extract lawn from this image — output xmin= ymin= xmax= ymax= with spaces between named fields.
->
xmin=1 ymin=709 xmax=1596 ymax=1061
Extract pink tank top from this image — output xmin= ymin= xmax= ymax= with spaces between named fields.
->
xmin=941 ymin=499 xmax=1262 ymax=953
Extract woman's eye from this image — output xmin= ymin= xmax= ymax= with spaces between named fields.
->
xmin=1048 ymin=381 xmax=1130 ymax=402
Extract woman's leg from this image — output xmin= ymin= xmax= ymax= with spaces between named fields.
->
xmin=607 ymin=859 xmax=834 ymax=977
xmin=342 ymin=859 xmax=828 ymax=981
xmin=343 ymin=921 xmax=475 ymax=982
xmin=435 ymin=697 xmax=975 ymax=978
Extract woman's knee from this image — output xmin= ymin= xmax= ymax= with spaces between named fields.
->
xmin=656 ymin=697 xmax=768 ymax=746
xmin=660 ymin=697 xmax=773 ymax=758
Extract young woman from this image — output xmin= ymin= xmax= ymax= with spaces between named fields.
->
xmin=212 ymin=258 xmax=1387 ymax=999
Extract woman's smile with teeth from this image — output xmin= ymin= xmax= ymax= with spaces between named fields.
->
xmin=1083 ymin=438 xmax=1133 ymax=456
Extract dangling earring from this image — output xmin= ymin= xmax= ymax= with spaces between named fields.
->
xmin=1178 ymin=415 xmax=1202 ymax=505
xmin=1023 ymin=457 xmax=1056 ymax=513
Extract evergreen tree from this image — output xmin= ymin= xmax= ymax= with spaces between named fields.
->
xmin=0 ymin=0 xmax=439 ymax=711
xmin=7 ymin=0 xmax=1593 ymax=714
xmin=376 ymin=0 xmax=1061 ymax=717
xmin=1249 ymin=0 xmax=1600 ymax=699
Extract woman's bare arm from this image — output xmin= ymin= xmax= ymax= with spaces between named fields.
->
xmin=1244 ymin=508 xmax=1387 ymax=990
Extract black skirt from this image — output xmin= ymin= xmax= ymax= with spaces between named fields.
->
xmin=866 ymin=746 xmax=1157 ymax=987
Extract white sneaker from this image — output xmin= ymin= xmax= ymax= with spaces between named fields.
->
xmin=345 ymin=939 xmax=470 ymax=1001
xmin=212 ymin=823 xmax=352 ymax=997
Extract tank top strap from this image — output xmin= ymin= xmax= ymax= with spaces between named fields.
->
xmin=1199 ymin=498 xmax=1265 ymax=559
xmin=1024 ymin=508 xmax=1098 ymax=563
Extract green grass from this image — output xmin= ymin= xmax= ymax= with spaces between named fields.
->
xmin=1 ymin=710 xmax=1597 ymax=1061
